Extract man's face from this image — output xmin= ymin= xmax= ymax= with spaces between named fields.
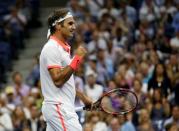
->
xmin=87 ymin=75 xmax=96 ymax=86
xmin=13 ymin=74 xmax=22 ymax=85
xmin=31 ymin=106 xmax=38 ymax=119
xmin=60 ymin=17 xmax=76 ymax=38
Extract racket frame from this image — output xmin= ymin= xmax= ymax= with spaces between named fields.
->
xmin=93 ymin=88 xmax=138 ymax=115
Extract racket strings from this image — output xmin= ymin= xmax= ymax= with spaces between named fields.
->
xmin=101 ymin=90 xmax=137 ymax=114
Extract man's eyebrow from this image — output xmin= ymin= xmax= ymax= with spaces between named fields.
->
xmin=68 ymin=21 xmax=75 ymax=25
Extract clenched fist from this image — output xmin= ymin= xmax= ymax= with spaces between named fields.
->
xmin=75 ymin=46 xmax=87 ymax=58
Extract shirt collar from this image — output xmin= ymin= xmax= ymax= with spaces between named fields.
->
xmin=50 ymin=36 xmax=71 ymax=53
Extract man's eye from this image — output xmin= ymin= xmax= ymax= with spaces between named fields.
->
xmin=69 ymin=22 xmax=74 ymax=25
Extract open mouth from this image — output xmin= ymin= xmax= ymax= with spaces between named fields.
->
xmin=70 ymin=31 xmax=75 ymax=35
xmin=70 ymin=30 xmax=74 ymax=33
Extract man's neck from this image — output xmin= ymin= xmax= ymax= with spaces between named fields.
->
xmin=52 ymin=33 xmax=67 ymax=45
xmin=89 ymin=83 xmax=95 ymax=89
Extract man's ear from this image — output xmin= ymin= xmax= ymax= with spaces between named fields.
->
xmin=56 ymin=24 xmax=61 ymax=31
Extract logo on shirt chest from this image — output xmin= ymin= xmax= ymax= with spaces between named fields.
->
xmin=60 ymin=49 xmax=71 ymax=66
xmin=61 ymin=61 xmax=68 ymax=67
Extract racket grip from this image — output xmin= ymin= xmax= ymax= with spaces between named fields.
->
xmin=75 ymin=106 xmax=84 ymax=112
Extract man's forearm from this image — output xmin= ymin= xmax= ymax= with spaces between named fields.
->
xmin=49 ymin=55 xmax=84 ymax=87
xmin=49 ymin=66 xmax=74 ymax=87
xmin=76 ymin=90 xmax=92 ymax=106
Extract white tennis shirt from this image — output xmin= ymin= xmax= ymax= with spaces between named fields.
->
xmin=40 ymin=36 xmax=76 ymax=108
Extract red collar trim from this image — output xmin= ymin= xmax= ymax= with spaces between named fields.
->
xmin=50 ymin=36 xmax=71 ymax=53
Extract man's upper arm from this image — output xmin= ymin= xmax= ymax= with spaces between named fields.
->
xmin=44 ymin=46 xmax=73 ymax=87
xmin=45 ymin=46 xmax=63 ymax=69
xmin=44 ymin=46 xmax=63 ymax=83
xmin=48 ymin=65 xmax=73 ymax=87
xmin=48 ymin=67 xmax=61 ymax=83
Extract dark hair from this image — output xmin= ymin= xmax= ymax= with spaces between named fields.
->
xmin=48 ymin=8 xmax=70 ymax=34
xmin=151 ymin=62 xmax=168 ymax=81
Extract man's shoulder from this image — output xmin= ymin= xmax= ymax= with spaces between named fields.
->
xmin=43 ymin=39 xmax=66 ymax=52
xmin=41 ymin=40 xmax=58 ymax=52
xmin=45 ymin=39 xmax=57 ymax=47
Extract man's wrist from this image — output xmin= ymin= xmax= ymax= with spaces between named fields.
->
xmin=69 ymin=55 xmax=83 ymax=71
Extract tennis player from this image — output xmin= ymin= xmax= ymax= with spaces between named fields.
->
xmin=40 ymin=8 xmax=92 ymax=131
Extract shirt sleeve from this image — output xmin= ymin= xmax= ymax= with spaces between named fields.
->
xmin=44 ymin=45 xmax=63 ymax=69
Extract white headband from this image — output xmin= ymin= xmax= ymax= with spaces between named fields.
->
xmin=47 ymin=12 xmax=73 ymax=39
xmin=52 ymin=12 xmax=73 ymax=26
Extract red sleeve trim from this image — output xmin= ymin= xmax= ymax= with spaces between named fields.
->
xmin=47 ymin=65 xmax=63 ymax=69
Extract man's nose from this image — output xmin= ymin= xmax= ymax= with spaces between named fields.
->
xmin=72 ymin=24 xmax=76 ymax=30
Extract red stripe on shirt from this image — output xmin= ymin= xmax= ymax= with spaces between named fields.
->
xmin=56 ymin=104 xmax=67 ymax=131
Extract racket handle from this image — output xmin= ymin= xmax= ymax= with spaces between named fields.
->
xmin=75 ymin=106 xmax=84 ymax=112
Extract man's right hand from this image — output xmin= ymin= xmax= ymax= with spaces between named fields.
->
xmin=75 ymin=46 xmax=87 ymax=58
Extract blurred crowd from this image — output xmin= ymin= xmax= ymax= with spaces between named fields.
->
xmin=0 ymin=0 xmax=44 ymax=131
xmin=0 ymin=0 xmax=41 ymax=85
xmin=70 ymin=0 xmax=179 ymax=131
xmin=0 ymin=0 xmax=179 ymax=131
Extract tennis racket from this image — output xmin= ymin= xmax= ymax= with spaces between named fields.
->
xmin=75 ymin=88 xmax=138 ymax=115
